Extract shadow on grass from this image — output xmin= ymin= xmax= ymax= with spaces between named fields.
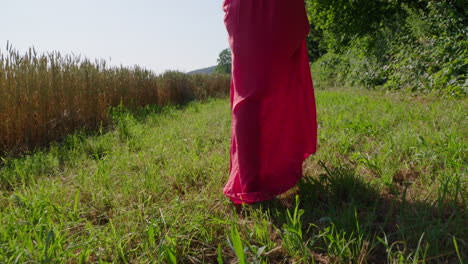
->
xmin=249 ymin=161 xmax=466 ymax=263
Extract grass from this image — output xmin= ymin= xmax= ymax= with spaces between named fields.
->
xmin=0 ymin=87 xmax=466 ymax=263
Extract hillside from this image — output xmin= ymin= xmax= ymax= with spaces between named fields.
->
xmin=187 ymin=65 xmax=216 ymax=75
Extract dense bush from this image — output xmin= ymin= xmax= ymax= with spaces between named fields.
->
xmin=306 ymin=0 xmax=467 ymax=97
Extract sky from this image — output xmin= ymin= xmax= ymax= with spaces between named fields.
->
xmin=0 ymin=0 xmax=229 ymax=74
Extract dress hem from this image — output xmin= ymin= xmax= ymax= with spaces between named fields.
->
xmin=224 ymin=151 xmax=316 ymax=204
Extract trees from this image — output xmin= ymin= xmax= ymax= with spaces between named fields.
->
xmin=214 ymin=48 xmax=232 ymax=74
xmin=305 ymin=0 xmax=399 ymax=53
xmin=306 ymin=0 xmax=467 ymax=96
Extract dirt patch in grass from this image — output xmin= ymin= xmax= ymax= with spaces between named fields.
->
xmin=393 ymin=167 xmax=420 ymax=185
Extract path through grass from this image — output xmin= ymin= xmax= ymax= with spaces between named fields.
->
xmin=0 ymin=88 xmax=466 ymax=263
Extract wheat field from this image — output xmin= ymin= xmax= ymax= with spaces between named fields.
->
xmin=0 ymin=44 xmax=230 ymax=156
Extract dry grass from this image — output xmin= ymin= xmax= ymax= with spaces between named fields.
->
xmin=0 ymin=44 xmax=230 ymax=155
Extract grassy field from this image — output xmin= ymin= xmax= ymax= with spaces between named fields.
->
xmin=0 ymin=88 xmax=466 ymax=263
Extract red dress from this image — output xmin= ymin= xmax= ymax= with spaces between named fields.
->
xmin=223 ymin=0 xmax=317 ymax=204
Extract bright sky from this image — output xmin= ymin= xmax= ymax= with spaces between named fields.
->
xmin=0 ymin=0 xmax=228 ymax=74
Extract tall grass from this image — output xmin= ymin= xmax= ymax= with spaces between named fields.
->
xmin=0 ymin=44 xmax=230 ymax=156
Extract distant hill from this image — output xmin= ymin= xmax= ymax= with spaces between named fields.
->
xmin=187 ymin=66 xmax=216 ymax=75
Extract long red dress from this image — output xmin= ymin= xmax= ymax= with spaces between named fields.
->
xmin=223 ymin=0 xmax=317 ymax=204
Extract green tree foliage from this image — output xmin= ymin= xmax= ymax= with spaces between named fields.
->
xmin=214 ymin=48 xmax=232 ymax=74
xmin=306 ymin=25 xmax=326 ymax=63
xmin=305 ymin=0 xmax=399 ymax=52
xmin=306 ymin=0 xmax=467 ymax=97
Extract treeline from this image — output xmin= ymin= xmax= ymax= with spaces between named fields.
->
xmin=0 ymin=45 xmax=230 ymax=155
xmin=305 ymin=0 xmax=467 ymax=97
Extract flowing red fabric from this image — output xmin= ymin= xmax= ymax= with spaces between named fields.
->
xmin=222 ymin=0 xmax=317 ymax=204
